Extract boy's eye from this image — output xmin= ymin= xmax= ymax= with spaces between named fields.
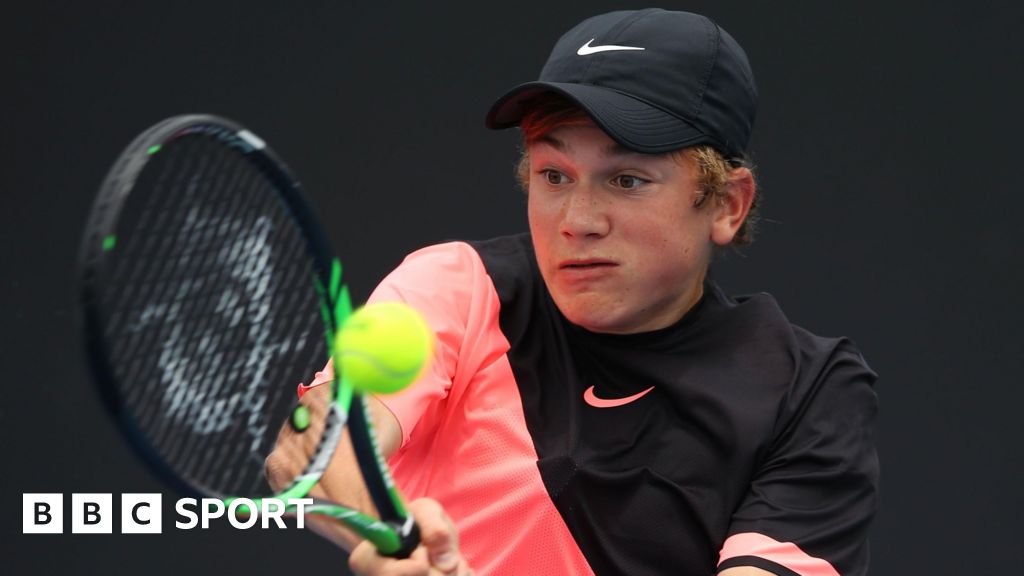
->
xmin=542 ymin=170 xmax=568 ymax=185
xmin=613 ymin=175 xmax=644 ymax=189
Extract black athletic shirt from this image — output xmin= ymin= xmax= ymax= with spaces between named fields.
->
xmin=314 ymin=233 xmax=879 ymax=575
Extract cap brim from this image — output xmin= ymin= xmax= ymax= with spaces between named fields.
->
xmin=485 ymin=81 xmax=712 ymax=154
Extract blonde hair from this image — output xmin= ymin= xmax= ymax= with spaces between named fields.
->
xmin=515 ymin=94 xmax=759 ymax=245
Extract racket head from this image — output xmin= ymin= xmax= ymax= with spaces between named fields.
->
xmin=78 ymin=114 xmax=349 ymax=501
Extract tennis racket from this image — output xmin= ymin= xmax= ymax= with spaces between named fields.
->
xmin=77 ymin=114 xmax=419 ymax=557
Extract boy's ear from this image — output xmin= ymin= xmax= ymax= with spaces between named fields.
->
xmin=710 ymin=167 xmax=755 ymax=246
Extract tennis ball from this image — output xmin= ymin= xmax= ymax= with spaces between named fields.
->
xmin=334 ymin=301 xmax=433 ymax=394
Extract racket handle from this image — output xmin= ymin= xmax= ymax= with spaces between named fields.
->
xmin=383 ymin=517 xmax=420 ymax=559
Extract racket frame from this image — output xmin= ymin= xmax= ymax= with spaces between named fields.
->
xmin=78 ymin=115 xmax=418 ymax=556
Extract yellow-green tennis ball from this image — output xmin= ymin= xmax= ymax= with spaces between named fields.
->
xmin=334 ymin=302 xmax=433 ymax=394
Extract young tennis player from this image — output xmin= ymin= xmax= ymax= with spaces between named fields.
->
xmin=268 ymin=9 xmax=878 ymax=576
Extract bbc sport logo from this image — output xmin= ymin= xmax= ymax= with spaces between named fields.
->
xmin=22 ymin=493 xmax=313 ymax=534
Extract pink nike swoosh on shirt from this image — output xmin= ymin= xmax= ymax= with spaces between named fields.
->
xmin=583 ymin=385 xmax=655 ymax=408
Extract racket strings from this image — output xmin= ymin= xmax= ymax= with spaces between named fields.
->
xmin=99 ymin=134 xmax=327 ymax=496
xmin=130 ymin=140 xmax=227 ymax=425
xmin=115 ymin=145 xmax=211 ymax=427
xmin=167 ymin=140 xmax=307 ymax=495
xmin=111 ymin=138 xmax=235 ymax=449
xmin=201 ymin=164 xmax=306 ymax=494
xmin=132 ymin=139 xmax=249 ymax=451
xmin=155 ymin=141 xmax=271 ymax=461
xmin=154 ymin=139 xmax=266 ymax=488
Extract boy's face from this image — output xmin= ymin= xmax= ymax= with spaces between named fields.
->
xmin=527 ymin=122 xmax=721 ymax=334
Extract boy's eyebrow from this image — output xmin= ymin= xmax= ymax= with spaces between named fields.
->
xmin=533 ymin=134 xmax=567 ymax=152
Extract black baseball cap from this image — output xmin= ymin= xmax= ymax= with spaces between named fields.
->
xmin=485 ymin=9 xmax=758 ymax=159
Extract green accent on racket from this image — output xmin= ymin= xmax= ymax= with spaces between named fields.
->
xmin=292 ymin=405 xmax=311 ymax=431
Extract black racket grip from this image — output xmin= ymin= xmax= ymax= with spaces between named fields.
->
xmin=384 ymin=519 xmax=420 ymax=559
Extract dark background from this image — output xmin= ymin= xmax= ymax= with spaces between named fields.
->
xmin=2 ymin=1 xmax=1021 ymax=574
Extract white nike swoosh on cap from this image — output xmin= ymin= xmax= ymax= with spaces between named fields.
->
xmin=577 ymin=39 xmax=646 ymax=56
